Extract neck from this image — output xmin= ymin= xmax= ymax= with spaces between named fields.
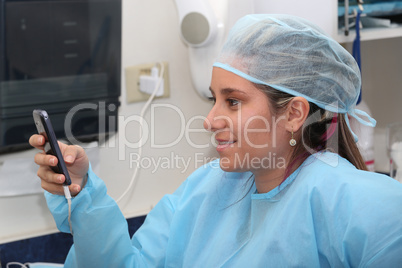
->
xmin=253 ymin=169 xmax=286 ymax=193
xmin=253 ymin=154 xmax=303 ymax=194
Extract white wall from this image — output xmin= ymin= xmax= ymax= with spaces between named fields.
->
xmin=103 ymin=0 xmax=218 ymax=215
xmin=0 ymin=0 xmax=217 ymax=243
xmin=355 ymin=37 xmax=402 ymax=129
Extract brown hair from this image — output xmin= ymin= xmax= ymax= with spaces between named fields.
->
xmin=255 ymin=84 xmax=368 ymax=173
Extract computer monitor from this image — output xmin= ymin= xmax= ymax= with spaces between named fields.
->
xmin=0 ymin=0 xmax=122 ymax=153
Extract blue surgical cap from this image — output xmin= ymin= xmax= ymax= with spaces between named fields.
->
xmin=213 ymin=14 xmax=376 ymax=141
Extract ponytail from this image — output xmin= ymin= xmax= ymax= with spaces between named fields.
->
xmin=255 ymin=84 xmax=368 ymax=174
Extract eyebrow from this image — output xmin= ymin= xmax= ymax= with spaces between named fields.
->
xmin=209 ymin=87 xmax=247 ymax=96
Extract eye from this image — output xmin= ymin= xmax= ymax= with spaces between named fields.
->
xmin=208 ymin=97 xmax=216 ymax=104
xmin=227 ymin=98 xmax=239 ymax=107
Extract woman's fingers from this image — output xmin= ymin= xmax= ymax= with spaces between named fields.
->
xmin=34 ymin=151 xmax=58 ymax=168
xmin=61 ymin=144 xmax=89 ymax=181
xmin=37 ymin=165 xmax=82 ymax=196
xmin=61 ymin=143 xmax=80 ymax=164
xmin=37 ymin=165 xmax=64 ymax=184
xmin=29 ymin=134 xmax=46 ymax=150
xmin=30 ymin=134 xmax=89 ymax=196
xmin=42 ymin=181 xmax=82 ymax=196
xmin=41 ymin=180 xmax=64 ymax=195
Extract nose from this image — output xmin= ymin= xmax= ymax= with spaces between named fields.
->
xmin=203 ymin=105 xmax=227 ymax=132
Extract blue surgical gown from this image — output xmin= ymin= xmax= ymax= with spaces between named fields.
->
xmin=45 ymin=152 xmax=402 ymax=267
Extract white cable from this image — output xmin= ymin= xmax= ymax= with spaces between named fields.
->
xmin=6 ymin=262 xmax=28 ymax=268
xmin=116 ymin=62 xmax=165 ymax=204
xmin=5 ymin=189 xmax=73 ymax=268
xmin=63 ymin=185 xmax=73 ymax=235
xmin=6 ymin=263 xmax=63 ymax=268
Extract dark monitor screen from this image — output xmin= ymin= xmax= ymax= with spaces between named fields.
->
xmin=0 ymin=0 xmax=122 ymax=153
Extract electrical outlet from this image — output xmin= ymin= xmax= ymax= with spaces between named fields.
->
xmin=125 ymin=62 xmax=170 ymax=103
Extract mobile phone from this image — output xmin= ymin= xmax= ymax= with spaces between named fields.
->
xmin=33 ymin=109 xmax=72 ymax=185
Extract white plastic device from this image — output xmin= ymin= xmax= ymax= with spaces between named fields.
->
xmin=174 ymin=0 xmax=254 ymax=99
xmin=139 ymin=67 xmax=164 ymax=96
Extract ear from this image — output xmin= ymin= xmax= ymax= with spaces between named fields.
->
xmin=284 ymin=97 xmax=309 ymax=133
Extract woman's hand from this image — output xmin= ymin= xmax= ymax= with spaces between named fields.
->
xmin=29 ymin=134 xmax=89 ymax=196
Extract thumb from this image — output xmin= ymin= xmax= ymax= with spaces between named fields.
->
xmin=63 ymin=144 xmax=85 ymax=164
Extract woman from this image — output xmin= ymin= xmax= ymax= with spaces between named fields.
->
xmin=30 ymin=14 xmax=402 ymax=267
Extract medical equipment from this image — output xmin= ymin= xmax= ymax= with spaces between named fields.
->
xmin=387 ymin=122 xmax=402 ymax=182
xmin=213 ymin=14 xmax=376 ymax=142
xmin=340 ymin=0 xmax=402 ymax=35
xmin=0 ymin=0 xmax=122 ymax=153
xmin=173 ymin=0 xmax=253 ymax=99
xmin=349 ymin=10 xmax=375 ymax=171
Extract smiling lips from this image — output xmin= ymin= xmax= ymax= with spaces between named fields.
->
xmin=216 ymin=139 xmax=236 ymax=152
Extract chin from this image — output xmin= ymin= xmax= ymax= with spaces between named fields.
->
xmin=219 ymin=162 xmax=235 ymax=172
xmin=218 ymin=156 xmax=247 ymax=173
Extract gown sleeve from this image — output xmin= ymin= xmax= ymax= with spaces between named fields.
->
xmin=44 ymin=164 xmax=187 ymax=268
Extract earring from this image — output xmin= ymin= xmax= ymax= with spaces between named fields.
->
xmin=290 ymin=127 xmax=296 ymax=147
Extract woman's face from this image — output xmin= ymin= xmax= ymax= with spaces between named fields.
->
xmin=204 ymin=67 xmax=289 ymax=174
